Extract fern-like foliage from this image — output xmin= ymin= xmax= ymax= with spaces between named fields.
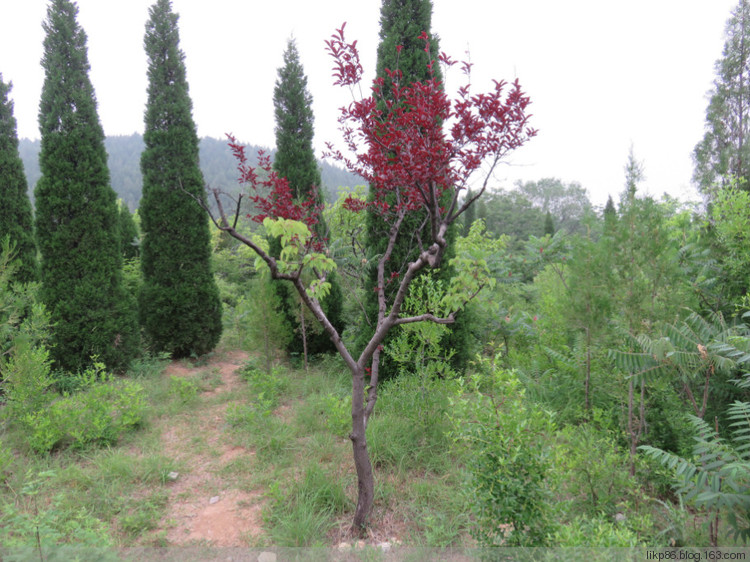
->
xmin=641 ymin=399 xmax=750 ymax=543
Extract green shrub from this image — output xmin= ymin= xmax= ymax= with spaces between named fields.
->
xmin=552 ymin=515 xmax=643 ymax=547
xmin=0 ymin=470 xmax=115 ymax=557
xmin=168 ymin=375 xmax=198 ymax=404
xmin=240 ymin=362 xmax=288 ymax=407
xmin=320 ymin=392 xmax=350 ymax=437
xmin=22 ymin=379 xmax=147 ymax=453
xmin=449 ymin=352 xmax=556 ymax=547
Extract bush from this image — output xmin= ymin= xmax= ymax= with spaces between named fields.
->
xmin=24 ymin=379 xmax=147 ymax=453
xmin=552 ymin=515 xmax=643 ymax=547
xmin=449 ymin=352 xmax=556 ymax=546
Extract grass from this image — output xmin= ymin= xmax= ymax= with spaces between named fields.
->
xmin=11 ymin=341 xmax=713 ymax=550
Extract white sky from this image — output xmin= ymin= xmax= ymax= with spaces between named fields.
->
xmin=0 ymin=0 xmax=739 ymax=206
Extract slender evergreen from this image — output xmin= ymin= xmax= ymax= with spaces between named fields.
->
xmin=694 ymin=0 xmax=750 ymax=193
xmin=272 ymin=38 xmax=343 ymax=355
xmin=0 ymin=76 xmax=37 ymax=284
xmin=139 ymin=0 xmax=222 ymax=358
xmin=359 ymin=0 xmax=466 ymax=378
xmin=35 ymin=0 xmax=138 ymax=372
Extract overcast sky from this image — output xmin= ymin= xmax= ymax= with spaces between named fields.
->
xmin=0 ymin=0 xmax=739 ymax=206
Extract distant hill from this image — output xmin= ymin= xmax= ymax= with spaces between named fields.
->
xmin=18 ymin=134 xmax=363 ymax=211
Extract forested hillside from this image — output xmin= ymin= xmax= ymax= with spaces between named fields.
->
xmin=18 ymin=134 xmax=362 ymax=210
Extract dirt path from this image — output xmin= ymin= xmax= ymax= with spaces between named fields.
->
xmin=153 ymin=350 xmax=265 ymax=547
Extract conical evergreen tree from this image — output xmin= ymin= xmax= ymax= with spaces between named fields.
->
xmin=0 ymin=75 xmax=37 ymax=284
xmin=139 ymin=0 xmax=222 ymax=358
xmin=35 ymin=0 xmax=138 ymax=372
xmin=358 ymin=0 xmax=466 ymax=378
xmin=271 ymin=38 xmax=344 ymax=356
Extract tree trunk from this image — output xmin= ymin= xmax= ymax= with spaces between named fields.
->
xmin=350 ymin=365 xmax=374 ymax=532
xmin=300 ymin=300 xmax=308 ymax=372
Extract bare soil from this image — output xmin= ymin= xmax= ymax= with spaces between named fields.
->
xmin=152 ymin=350 xmax=265 ymax=547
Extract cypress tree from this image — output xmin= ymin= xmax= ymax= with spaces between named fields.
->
xmin=272 ymin=38 xmax=344 ymax=356
xmin=139 ymin=0 xmax=222 ymax=358
xmin=0 ymin=75 xmax=37 ymax=284
xmin=35 ymin=0 xmax=138 ymax=372
xmin=358 ymin=0 xmax=467 ymax=378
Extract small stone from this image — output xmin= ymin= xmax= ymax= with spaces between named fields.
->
xmin=355 ymin=540 xmax=366 ymax=549
xmin=167 ymin=471 xmax=179 ymax=481
xmin=337 ymin=542 xmax=351 ymax=550
xmin=614 ymin=512 xmax=626 ymax=523
xmin=257 ymin=552 xmax=276 ymax=562
xmin=209 ymin=496 xmax=220 ymax=505
xmin=378 ymin=542 xmax=391 ymax=552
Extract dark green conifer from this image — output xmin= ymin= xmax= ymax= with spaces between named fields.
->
xmin=35 ymin=0 xmax=138 ymax=372
xmin=0 ymin=76 xmax=37 ymax=284
xmin=359 ymin=0 xmax=467 ymax=378
xmin=139 ymin=0 xmax=222 ymax=358
xmin=119 ymin=201 xmax=139 ymax=260
xmin=271 ymin=38 xmax=344 ymax=356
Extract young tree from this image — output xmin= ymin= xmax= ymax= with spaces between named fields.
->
xmin=271 ymin=38 xmax=344 ymax=358
xmin=139 ymin=0 xmax=222 ymax=358
xmin=0 ymin=76 xmax=37 ymax=284
xmin=118 ymin=200 xmax=139 ymax=260
xmin=208 ymin=26 xmax=536 ymax=530
xmin=35 ymin=0 xmax=138 ymax=372
xmin=694 ymin=0 xmax=750 ymax=193
xmin=358 ymin=0 xmax=467 ymax=377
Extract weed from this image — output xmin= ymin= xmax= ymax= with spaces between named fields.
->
xmin=169 ymin=375 xmax=199 ymax=404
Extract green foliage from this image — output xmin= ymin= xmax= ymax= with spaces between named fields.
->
xmin=265 ymin=464 xmax=348 ymax=546
xmin=118 ymin=199 xmax=139 ymax=259
xmin=640 ymin=382 xmax=750 ymax=544
xmin=271 ymin=38 xmax=345 ymax=356
xmin=0 ymin=471 xmax=115 ymax=558
xmin=139 ymin=0 xmax=222 ymax=358
xmin=168 ymin=374 xmax=198 ymax=404
xmin=551 ymin=515 xmax=643 ymax=547
xmin=34 ymin=0 xmax=139 ymax=373
xmin=711 ymin=180 xmax=750 ymax=302
xmin=367 ymin=370 xmax=456 ymax=473
xmin=550 ymin=423 xmax=639 ymax=518
xmin=515 ymin=177 xmax=592 ymax=234
xmin=358 ymin=0 xmax=467 ymax=379
xmin=239 ymin=360 xmax=289 ymax=408
xmin=24 ymin=378 xmax=147 ymax=454
xmin=449 ymin=352 xmax=555 ymax=546
xmin=693 ymin=0 xmax=750 ymax=193
xmin=0 ymin=76 xmax=37 ymax=284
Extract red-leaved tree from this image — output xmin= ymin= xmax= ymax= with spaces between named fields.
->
xmin=204 ymin=24 xmax=536 ymax=532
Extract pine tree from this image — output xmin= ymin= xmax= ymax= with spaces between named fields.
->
xmin=139 ymin=0 xmax=222 ymax=358
xmin=35 ymin=0 xmax=138 ymax=372
xmin=0 ymin=76 xmax=37 ymax=284
xmin=358 ymin=0 xmax=466 ymax=378
xmin=694 ymin=0 xmax=750 ymax=193
xmin=271 ymin=38 xmax=344 ymax=357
